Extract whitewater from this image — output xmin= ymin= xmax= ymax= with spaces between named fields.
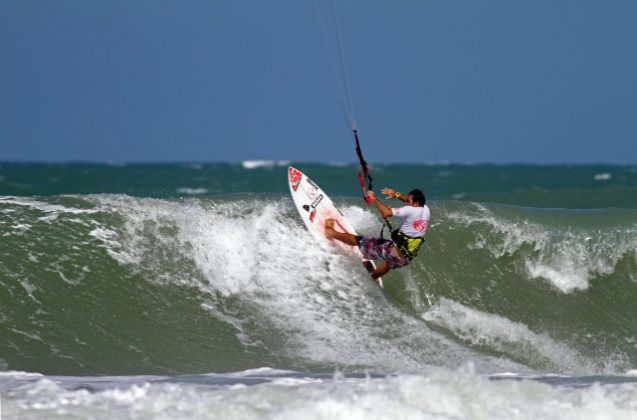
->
xmin=1 ymin=164 xmax=637 ymax=418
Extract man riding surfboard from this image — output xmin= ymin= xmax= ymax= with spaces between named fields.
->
xmin=325 ymin=187 xmax=430 ymax=282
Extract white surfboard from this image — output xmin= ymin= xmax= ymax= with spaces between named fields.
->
xmin=287 ymin=166 xmax=383 ymax=288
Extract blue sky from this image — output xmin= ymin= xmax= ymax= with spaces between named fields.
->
xmin=1 ymin=1 xmax=636 ymax=164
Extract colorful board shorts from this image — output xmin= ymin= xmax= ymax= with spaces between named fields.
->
xmin=356 ymin=236 xmax=410 ymax=269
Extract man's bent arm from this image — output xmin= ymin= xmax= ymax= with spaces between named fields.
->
xmin=368 ymin=191 xmax=393 ymax=219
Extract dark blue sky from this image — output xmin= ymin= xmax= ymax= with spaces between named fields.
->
xmin=1 ymin=1 xmax=636 ymax=164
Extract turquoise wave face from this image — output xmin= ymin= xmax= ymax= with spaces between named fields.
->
xmin=1 ymin=162 xmax=637 ymax=208
xmin=1 ymin=194 xmax=635 ymax=376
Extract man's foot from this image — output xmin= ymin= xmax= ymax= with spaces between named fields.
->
xmin=324 ymin=218 xmax=336 ymax=238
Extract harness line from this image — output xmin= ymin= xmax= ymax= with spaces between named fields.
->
xmin=311 ymin=0 xmax=373 ymax=205
xmin=312 ymin=1 xmax=426 ymax=260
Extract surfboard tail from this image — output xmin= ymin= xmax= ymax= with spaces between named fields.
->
xmin=362 ymin=260 xmax=384 ymax=289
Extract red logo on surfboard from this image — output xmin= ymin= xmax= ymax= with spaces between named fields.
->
xmin=289 ymin=167 xmax=302 ymax=191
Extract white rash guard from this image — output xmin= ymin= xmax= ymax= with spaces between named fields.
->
xmin=391 ymin=205 xmax=430 ymax=237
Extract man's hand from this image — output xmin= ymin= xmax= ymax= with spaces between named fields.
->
xmin=369 ymin=190 xmax=394 ymax=219
xmin=381 ymin=188 xmax=397 ymax=199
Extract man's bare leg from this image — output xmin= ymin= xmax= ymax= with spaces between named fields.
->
xmin=324 ymin=218 xmax=359 ymax=246
xmin=371 ymin=262 xmax=390 ymax=279
xmin=326 ymin=219 xmax=390 ymax=284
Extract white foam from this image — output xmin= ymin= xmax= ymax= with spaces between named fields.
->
xmin=66 ymin=217 xmax=90 ymax=226
xmin=3 ymin=369 xmax=637 ymax=419
xmin=449 ymin=203 xmax=550 ymax=258
xmin=11 ymin=223 xmax=31 ymax=231
xmin=423 ymin=299 xmax=590 ymax=373
xmin=525 ymin=261 xmax=589 ymax=292
xmin=0 ymin=370 xmax=44 ymax=378
xmin=200 ymin=301 xmax=259 ymax=348
xmin=57 ymin=268 xmax=87 ymax=286
xmin=448 ymin=204 xmax=635 ymax=293
xmin=20 ymin=278 xmax=41 ymax=303
xmin=38 ymin=213 xmax=59 ymax=222
xmin=0 ymin=196 xmax=98 ymax=215
xmin=9 ymin=327 xmax=43 ymax=343
xmin=0 ymin=196 xmax=99 ymax=228
xmin=89 ymin=195 xmax=520 ymax=374
xmin=89 ymin=226 xmax=140 ymax=266
xmin=594 ymin=173 xmax=612 ymax=181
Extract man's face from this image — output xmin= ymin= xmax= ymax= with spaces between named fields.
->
xmin=406 ymin=194 xmax=415 ymax=205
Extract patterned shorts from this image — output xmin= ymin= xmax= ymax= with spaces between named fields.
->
xmin=356 ymin=236 xmax=410 ymax=269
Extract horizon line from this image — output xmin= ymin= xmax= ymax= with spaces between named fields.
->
xmin=1 ymin=159 xmax=636 ymax=167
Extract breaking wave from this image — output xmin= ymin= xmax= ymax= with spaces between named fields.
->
xmin=1 ymin=194 xmax=636 ymax=376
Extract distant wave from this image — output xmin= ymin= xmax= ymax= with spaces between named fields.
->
xmin=594 ymin=173 xmax=612 ymax=181
xmin=241 ymin=160 xmax=290 ymax=169
xmin=177 ymin=187 xmax=208 ymax=195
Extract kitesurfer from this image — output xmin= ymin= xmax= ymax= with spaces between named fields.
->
xmin=325 ymin=188 xmax=429 ymax=281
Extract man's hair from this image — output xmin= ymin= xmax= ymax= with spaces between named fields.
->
xmin=409 ymin=189 xmax=426 ymax=206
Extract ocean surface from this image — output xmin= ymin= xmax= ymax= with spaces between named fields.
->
xmin=1 ymin=162 xmax=637 ymax=419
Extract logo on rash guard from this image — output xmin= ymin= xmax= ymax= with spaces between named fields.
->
xmin=413 ymin=220 xmax=428 ymax=233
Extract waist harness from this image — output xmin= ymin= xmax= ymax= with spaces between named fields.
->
xmin=390 ymin=229 xmax=425 ymax=260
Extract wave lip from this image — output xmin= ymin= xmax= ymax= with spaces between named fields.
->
xmin=447 ymin=203 xmax=637 ymax=293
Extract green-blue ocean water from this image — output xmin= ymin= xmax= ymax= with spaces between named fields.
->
xmin=1 ymin=162 xmax=637 ymax=419
xmin=1 ymin=162 xmax=636 ymax=376
xmin=2 ymin=162 xmax=637 ymax=208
